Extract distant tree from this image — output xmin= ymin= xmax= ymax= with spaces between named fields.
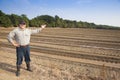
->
xmin=0 ymin=10 xmax=120 ymax=29
xmin=0 ymin=10 xmax=5 ymax=16
xmin=39 ymin=15 xmax=55 ymax=27
xmin=31 ymin=15 xmax=55 ymax=27
xmin=29 ymin=18 xmax=39 ymax=27
xmin=89 ymin=23 xmax=96 ymax=28
xmin=55 ymin=15 xmax=60 ymax=27
xmin=77 ymin=21 xmax=83 ymax=28
xmin=0 ymin=10 xmax=12 ymax=27
xmin=9 ymin=14 xmax=22 ymax=27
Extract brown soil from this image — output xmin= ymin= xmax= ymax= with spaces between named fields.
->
xmin=0 ymin=27 xmax=120 ymax=80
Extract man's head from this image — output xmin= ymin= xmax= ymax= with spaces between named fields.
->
xmin=19 ymin=21 xmax=26 ymax=29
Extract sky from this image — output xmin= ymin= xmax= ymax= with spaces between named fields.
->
xmin=0 ymin=0 xmax=120 ymax=27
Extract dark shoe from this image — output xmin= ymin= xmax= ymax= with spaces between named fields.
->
xmin=26 ymin=68 xmax=33 ymax=72
xmin=26 ymin=62 xmax=33 ymax=72
xmin=16 ymin=71 xmax=20 ymax=76
xmin=16 ymin=65 xmax=20 ymax=77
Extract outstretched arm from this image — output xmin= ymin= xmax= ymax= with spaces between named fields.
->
xmin=30 ymin=24 xmax=46 ymax=34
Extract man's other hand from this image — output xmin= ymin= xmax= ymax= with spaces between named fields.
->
xmin=12 ymin=42 xmax=20 ymax=47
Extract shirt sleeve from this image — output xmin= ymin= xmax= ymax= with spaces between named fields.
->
xmin=30 ymin=28 xmax=42 ymax=34
xmin=7 ymin=30 xmax=16 ymax=43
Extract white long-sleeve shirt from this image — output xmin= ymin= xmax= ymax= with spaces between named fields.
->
xmin=7 ymin=27 xmax=41 ymax=45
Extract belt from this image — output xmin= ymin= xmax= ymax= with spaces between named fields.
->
xmin=20 ymin=44 xmax=29 ymax=47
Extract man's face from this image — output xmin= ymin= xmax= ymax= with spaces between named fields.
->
xmin=19 ymin=23 xmax=26 ymax=29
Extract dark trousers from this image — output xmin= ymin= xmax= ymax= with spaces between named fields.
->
xmin=16 ymin=45 xmax=31 ymax=65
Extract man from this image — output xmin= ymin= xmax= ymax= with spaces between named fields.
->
xmin=7 ymin=21 xmax=46 ymax=76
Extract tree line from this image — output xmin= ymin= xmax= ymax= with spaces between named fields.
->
xmin=0 ymin=10 xmax=120 ymax=30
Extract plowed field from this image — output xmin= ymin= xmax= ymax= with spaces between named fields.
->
xmin=0 ymin=27 xmax=120 ymax=80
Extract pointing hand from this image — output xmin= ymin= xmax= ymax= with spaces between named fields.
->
xmin=41 ymin=24 xmax=46 ymax=29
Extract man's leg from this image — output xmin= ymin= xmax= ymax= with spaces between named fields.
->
xmin=24 ymin=46 xmax=32 ymax=72
xmin=16 ymin=47 xmax=23 ymax=76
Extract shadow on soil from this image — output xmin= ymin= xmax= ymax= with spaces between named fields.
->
xmin=0 ymin=62 xmax=16 ymax=73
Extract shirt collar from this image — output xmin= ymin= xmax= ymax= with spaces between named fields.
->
xmin=18 ymin=27 xmax=26 ymax=31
